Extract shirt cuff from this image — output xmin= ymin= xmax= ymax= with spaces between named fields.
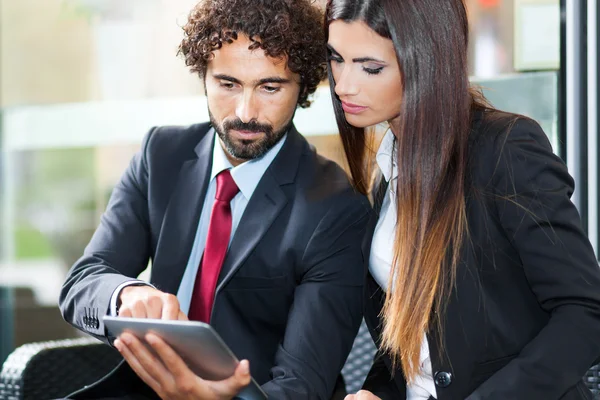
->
xmin=109 ymin=280 xmax=156 ymax=316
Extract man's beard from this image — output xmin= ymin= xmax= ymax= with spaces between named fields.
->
xmin=209 ymin=110 xmax=291 ymax=161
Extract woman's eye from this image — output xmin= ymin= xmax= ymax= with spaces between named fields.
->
xmin=363 ymin=66 xmax=384 ymax=75
xmin=328 ymin=56 xmax=343 ymax=64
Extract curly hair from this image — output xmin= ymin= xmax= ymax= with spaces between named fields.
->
xmin=178 ymin=0 xmax=327 ymax=108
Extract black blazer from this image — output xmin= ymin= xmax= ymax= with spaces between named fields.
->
xmin=362 ymin=112 xmax=600 ymax=400
xmin=59 ymin=123 xmax=371 ymax=399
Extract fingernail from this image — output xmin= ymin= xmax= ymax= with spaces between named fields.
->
xmin=146 ymin=334 xmax=156 ymax=344
xmin=114 ymin=339 xmax=122 ymax=351
xmin=240 ymin=360 xmax=250 ymax=375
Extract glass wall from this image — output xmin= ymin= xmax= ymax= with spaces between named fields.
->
xmin=0 ymin=0 xmax=564 ymax=360
xmin=468 ymin=0 xmax=560 ymax=150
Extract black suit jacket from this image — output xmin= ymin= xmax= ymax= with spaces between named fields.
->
xmin=59 ymin=123 xmax=371 ymax=399
xmin=362 ymin=112 xmax=600 ymax=399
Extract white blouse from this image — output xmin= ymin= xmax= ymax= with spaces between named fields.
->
xmin=369 ymin=129 xmax=437 ymax=400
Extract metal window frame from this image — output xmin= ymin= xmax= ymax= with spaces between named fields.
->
xmin=563 ymin=0 xmax=589 ymax=233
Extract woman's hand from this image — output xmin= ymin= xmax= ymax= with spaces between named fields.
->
xmin=345 ymin=390 xmax=382 ymax=400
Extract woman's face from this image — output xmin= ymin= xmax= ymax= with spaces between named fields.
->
xmin=327 ymin=20 xmax=403 ymax=129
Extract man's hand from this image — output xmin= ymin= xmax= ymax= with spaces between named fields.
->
xmin=118 ymin=286 xmax=187 ymax=320
xmin=114 ymin=332 xmax=251 ymax=400
xmin=345 ymin=390 xmax=382 ymax=400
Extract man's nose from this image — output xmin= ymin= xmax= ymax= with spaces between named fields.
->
xmin=236 ymin=91 xmax=259 ymax=123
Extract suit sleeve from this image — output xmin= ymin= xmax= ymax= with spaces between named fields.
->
xmin=58 ymin=128 xmax=157 ymax=343
xmin=260 ymin=193 xmax=371 ymax=399
xmin=467 ymin=118 xmax=600 ymax=399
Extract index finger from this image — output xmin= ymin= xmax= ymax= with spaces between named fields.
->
xmin=161 ymin=296 xmax=180 ymax=320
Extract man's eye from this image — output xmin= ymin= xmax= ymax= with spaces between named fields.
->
xmin=264 ymin=86 xmax=280 ymax=93
xmin=220 ymin=82 xmax=235 ymax=89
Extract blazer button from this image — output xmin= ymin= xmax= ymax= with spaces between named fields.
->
xmin=434 ymin=371 xmax=452 ymax=388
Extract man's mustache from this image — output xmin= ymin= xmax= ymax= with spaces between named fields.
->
xmin=223 ymin=119 xmax=273 ymax=135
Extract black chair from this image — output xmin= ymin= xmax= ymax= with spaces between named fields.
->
xmin=586 ymin=364 xmax=600 ymax=398
xmin=0 ymin=337 xmax=122 ymax=400
xmin=341 ymin=319 xmax=377 ymax=393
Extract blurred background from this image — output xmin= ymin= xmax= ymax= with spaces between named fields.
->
xmin=0 ymin=0 xmax=596 ymax=371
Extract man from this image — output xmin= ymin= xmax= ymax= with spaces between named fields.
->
xmin=59 ymin=0 xmax=370 ymax=399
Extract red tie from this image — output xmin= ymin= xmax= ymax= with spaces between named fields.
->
xmin=189 ymin=170 xmax=239 ymax=322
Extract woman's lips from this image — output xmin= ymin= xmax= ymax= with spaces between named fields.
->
xmin=341 ymin=101 xmax=368 ymax=115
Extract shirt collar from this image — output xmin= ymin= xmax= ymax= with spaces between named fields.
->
xmin=375 ymin=128 xmax=398 ymax=183
xmin=210 ymin=128 xmax=288 ymax=200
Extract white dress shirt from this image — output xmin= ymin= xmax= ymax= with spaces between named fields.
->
xmin=109 ymin=129 xmax=286 ymax=315
xmin=369 ymin=129 xmax=437 ymax=400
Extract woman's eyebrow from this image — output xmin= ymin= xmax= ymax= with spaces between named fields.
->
xmin=352 ymin=56 xmax=387 ymax=64
xmin=327 ymin=44 xmax=386 ymax=64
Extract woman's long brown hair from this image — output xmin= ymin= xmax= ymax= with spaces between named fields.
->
xmin=325 ymin=0 xmax=488 ymax=382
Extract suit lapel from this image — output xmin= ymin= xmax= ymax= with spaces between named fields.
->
xmin=152 ymin=131 xmax=214 ymax=294
xmin=363 ymin=176 xmax=409 ymax=395
xmin=215 ymin=126 xmax=305 ymax=293
xmin=362 ymin=175 xmax=387 ymax=327
xmin=215 ymin=171 xmax=287 ymax=292
xmin=362 ymin=176 xmax=389 ymax=264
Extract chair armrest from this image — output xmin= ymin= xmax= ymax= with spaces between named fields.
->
xmin=0 ymin=337 xmax=122 ymax=400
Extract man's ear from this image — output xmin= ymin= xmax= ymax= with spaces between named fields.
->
xmin=300 ymin=84 xmax=308 ymax=97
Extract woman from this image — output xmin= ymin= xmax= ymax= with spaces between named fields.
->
xmin=325 ymin=1 xmax=600 ymax=399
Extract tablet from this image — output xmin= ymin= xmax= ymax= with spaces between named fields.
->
xmin=103 ymin=316 xmax=267 ymax=400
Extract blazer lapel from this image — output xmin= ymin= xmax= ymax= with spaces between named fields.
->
xmin=215 ymin=172 xmax=287 ymax=292
xmin=215 ymin=126 xmax=305 ymax=293
xmin=362 ymin=176 xmax=389 ymax=264
xmin=362 ymin=175 xmax=387 ymax=327
xmin=152 ymin=131 xmax=214 ymax=294
xmin=363 ymin=176 xmax=408 ymax=395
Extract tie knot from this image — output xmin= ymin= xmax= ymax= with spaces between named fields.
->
xmin=215 ymin=170 xmax=239 ymax=202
